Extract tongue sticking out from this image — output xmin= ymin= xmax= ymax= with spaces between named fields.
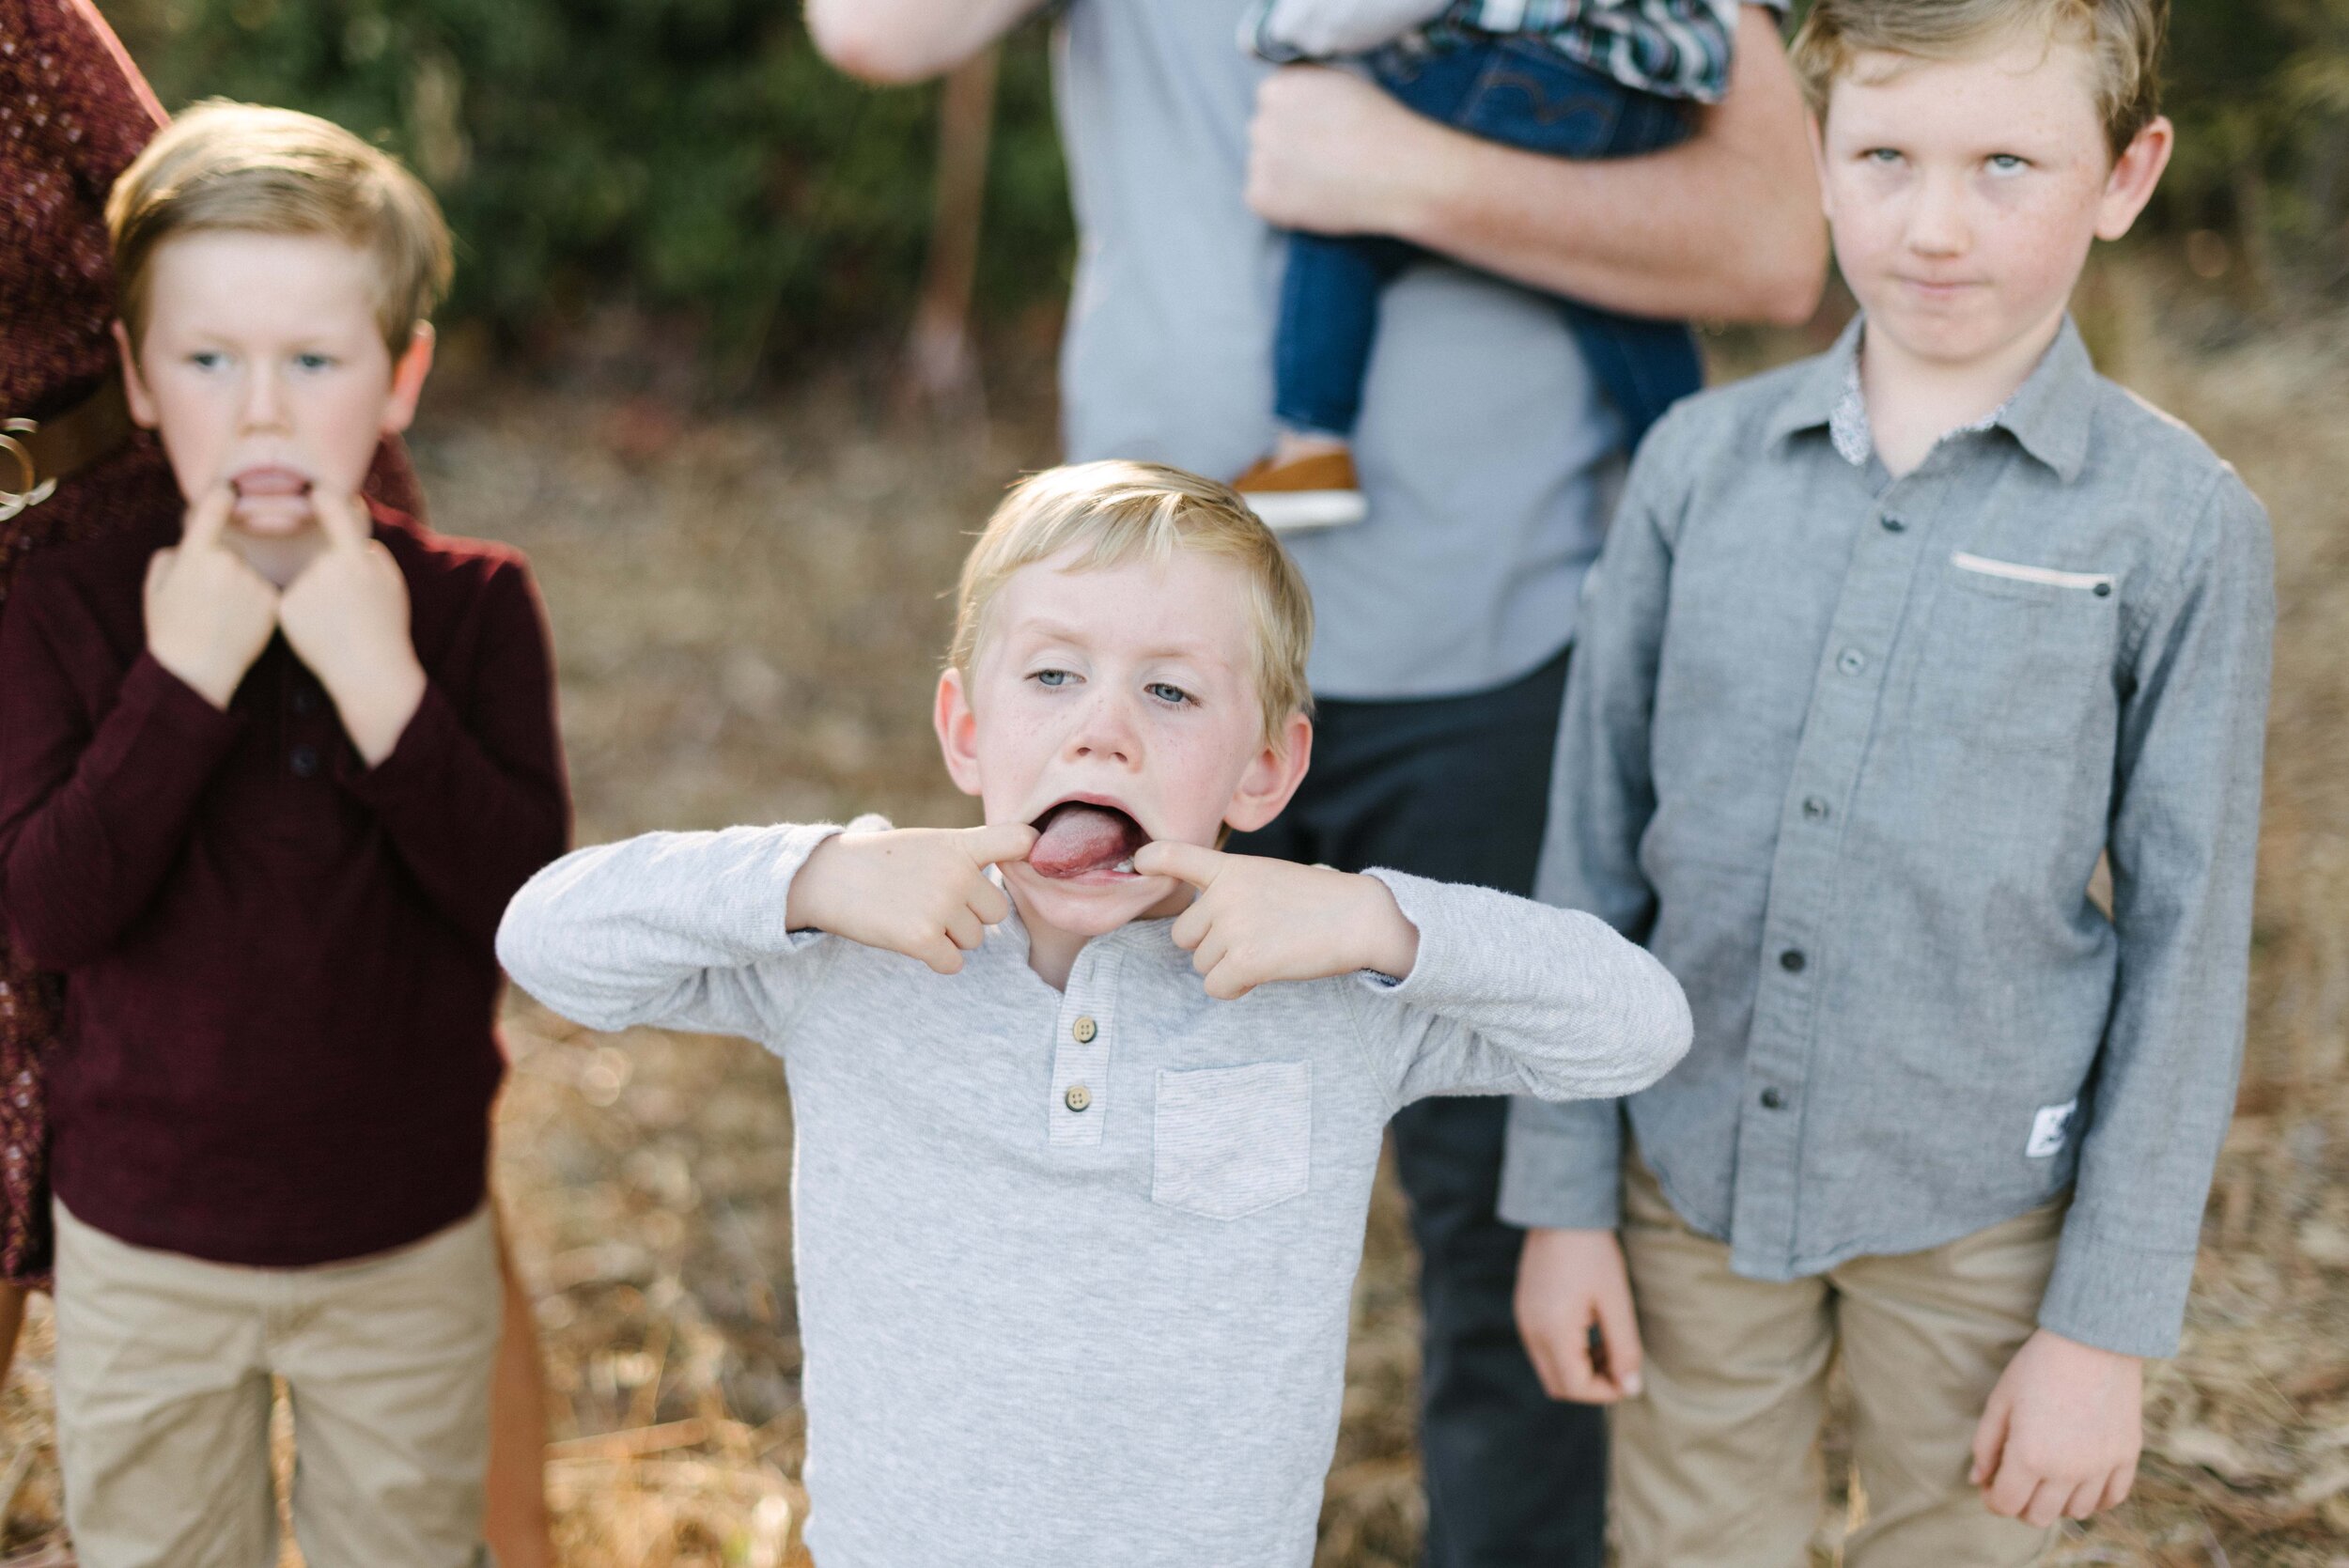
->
xmin=1029 ymin=803 xmax=1149 ymax=880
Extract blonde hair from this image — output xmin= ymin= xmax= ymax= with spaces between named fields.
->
xmin=1790 ymin=0 xmax=2167 ymax=158
xmin=949 ymin=460 xmax=1315 ymax=751
xmin=108 ymin=101 xmax=452 ymax=359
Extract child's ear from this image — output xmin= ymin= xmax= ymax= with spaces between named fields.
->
xmin=1222 ymin=712 xmax=1313 ymax=835
xmin=934 ymin=666 xmax=984 ymax=798
xmin=112 ymin=320 xmax=160 ymax=429
xmin=381 ymin=321 xmax=436 ymax=436
xmin=2095 ymin=116 xmax=2174 ymax=242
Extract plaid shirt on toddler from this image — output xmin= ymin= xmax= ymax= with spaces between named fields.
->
xmin=1252 ymin=0 xmax=1781 ymax=102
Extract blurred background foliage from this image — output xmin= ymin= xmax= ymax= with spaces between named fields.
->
xmin=106 ymin=0 xmax=1077 ymax=380
xmin=103 ymin=0 xmax=2349 ymax=377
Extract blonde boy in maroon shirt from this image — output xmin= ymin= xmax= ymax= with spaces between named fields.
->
xmin=0 ymin=103 xmax=568 ymax=1565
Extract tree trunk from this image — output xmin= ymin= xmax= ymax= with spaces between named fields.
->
xmin=900 ymin=47 xmax=1000 ymax=422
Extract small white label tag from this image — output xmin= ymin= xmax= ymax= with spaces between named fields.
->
xmin=2027 ymin=1100 xmax=2078 ymax=1158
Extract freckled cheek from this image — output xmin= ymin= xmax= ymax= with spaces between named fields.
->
xmin=1149 ymin=730 xmax=1258 ymax=842
xmin=150 ymin=389 xmax=234 ymax=489
xmin=1977 ymin=209 xmax=2087 ymax=303
xmin=976 ymin=713 xmax=1059 ymax=793
xmin=310 ymin=385 xmax=397 ymax=486
xmin=1830 ymin=215 xmax=1906 ymax=291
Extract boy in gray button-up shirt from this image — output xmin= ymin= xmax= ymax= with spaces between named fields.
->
xmin=498 ymin=462 xmax=1690 ymax=1568
xmin=1503 ymin=4 xmax=2275 ymax=1565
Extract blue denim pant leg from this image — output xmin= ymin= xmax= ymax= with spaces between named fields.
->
xmin=1275 ymin=230 xmax=1419 ymax=438
xmin=1271 ymin=38 xmax=1704 ymax=446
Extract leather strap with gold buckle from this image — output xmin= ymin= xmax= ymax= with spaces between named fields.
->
xmin=1 ymin=378 xmax=136 ymax=523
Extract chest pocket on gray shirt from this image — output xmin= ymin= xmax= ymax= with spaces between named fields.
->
xmin=1152 ymin=1062 xmax=1312 ymax=1220
xmin=1912 ymin=554 xmax=2120 ymax=752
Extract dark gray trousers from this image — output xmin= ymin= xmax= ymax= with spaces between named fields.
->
xmin=1228 ymin=644 xmax=1605 ymax=1568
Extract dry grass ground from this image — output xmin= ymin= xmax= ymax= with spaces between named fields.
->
xmin=0 ymin=259 xmax=2341 ymax=1565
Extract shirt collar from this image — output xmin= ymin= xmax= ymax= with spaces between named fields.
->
xmin=1766 ymin=314 xmax=2096 ymax=484
xmin=987 ymin=870 xmax=1184 ymax=969
xmin=1990 ymin=316 xmax=2096 ymax=482
xmin=1762 ymin=313 xmax=1866 ymax=451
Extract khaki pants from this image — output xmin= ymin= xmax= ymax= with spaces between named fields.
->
xmin=1614 ymin=1155 xmax=2063 ymax=1568
xmin=53 ymin=1201 xmax=501 ymax=1568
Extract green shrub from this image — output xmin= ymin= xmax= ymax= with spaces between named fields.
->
xmin=107 ymin=0 xmax=2343 ymax=369
xmin=110 ymin=0 xmax=1073 ymax=369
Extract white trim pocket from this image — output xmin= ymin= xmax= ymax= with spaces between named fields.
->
xmin=1151 ymin=1062 xmax=1312 ymax=1220
xmin=1951 ymin=552 xmax=2114 ymax=594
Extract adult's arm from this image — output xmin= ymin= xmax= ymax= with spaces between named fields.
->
xmin=1246 ymin=6 xmax=1827 ymax=324
xmin=803 ymin=0 xmax=1045 ymax=85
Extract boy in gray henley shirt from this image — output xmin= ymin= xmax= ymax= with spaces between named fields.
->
xmin=497 ymin=461 xmax=1690 ymax=1567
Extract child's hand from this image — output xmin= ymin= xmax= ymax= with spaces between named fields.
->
xmin=143 ymin=483 xmax=280 ymax=710
xmin=1970 ymin=1328 xmax=2143 ymax=1526
xmin=787 ymin=822 xmax=1037 ymax=974
xmin=278 ymin=490 xmax=427 ymax=765
xmin=1130 ymin=843 xmax=1419 ymax=1000
xmin=1514 ymin=1227 xmax=1645 ymax=1403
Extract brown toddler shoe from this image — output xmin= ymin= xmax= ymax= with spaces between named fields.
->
xmin=1233 ymin=448 xmax=1367 ymax=532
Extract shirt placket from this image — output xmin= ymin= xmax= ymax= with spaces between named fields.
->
xmin=278 ymin=649 xmax=333 ymax=783
xmin=1729 ymin=466 xmax=1950 ymax=1278
xmin=1047 ymin=944 xmax=1124 ymax=1147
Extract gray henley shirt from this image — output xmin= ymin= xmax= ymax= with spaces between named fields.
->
xmin=498 ymin=822 xmax=1690 ymax=1565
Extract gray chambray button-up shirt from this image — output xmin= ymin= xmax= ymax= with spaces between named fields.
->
xmin=1497 ymin=317 xmax=2275 ymax=1358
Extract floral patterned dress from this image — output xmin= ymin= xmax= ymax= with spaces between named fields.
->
xmin=0 ymin=0 xmax=423 ymax=1285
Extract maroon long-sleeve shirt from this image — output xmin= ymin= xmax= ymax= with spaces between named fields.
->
xmin=0 ymin=500 xmax=569 ymax=1266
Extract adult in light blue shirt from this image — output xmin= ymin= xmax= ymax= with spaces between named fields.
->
xmin=809 ymin=3 xmax=1825 ymax=1560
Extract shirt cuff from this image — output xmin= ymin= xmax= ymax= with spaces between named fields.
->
xmin=2036 ymin=1215 xmax=2199 ymax=1359
xmin=336 ymin=677 xmax=457 ymax=807
xmin=1350 ymin=868 xmax=1453 ymax=997
xmin=1497 ymin=1094 xmax=1625 ymax=1230
xmin=1239 ymin=0 xmax=1308 ymax=63
xmin=119 ymin=652 xmax=247 ymax=765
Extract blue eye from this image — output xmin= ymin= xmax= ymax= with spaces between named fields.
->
xmin=1864 ymin=147 xmax=1903 ymax=164
xmin=1987 ymin=154 xmax=2029 ymax=175
xmin=294 ymin=352 xmax=335 ymax=371
xmin=1146 ymin=682 xmax=1193 ymax=706
xmin=188 ymin=350 xmax=226 ymax=370
xmin=1033 ymin=669 xmax=1072 ymax=689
